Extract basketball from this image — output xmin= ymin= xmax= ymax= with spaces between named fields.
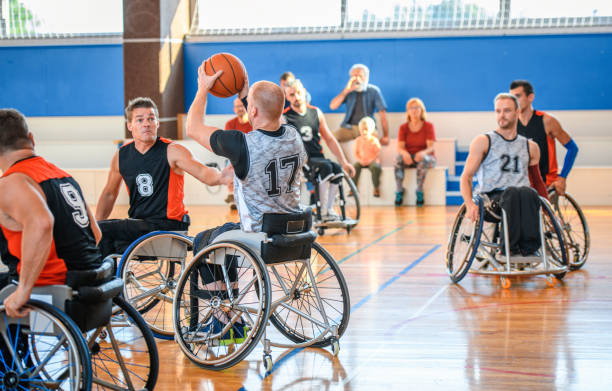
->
xmin=203 ymin=52 xmax=246 ymax=98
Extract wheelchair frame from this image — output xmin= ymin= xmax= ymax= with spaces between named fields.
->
xmin=171 ymin=219 xmax=350 ymax=372
xmin=303 ymin=166 xmax=360 ymax=235
xmin=446 ymin=194 xmax=569 ymax=288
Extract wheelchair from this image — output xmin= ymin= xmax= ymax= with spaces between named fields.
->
xmin=548 ymin=189 xmax=590 ymax=270
xmin=302 ymin=164 xmax=360 ymax=235
xmin=115 ymin=230 xmax=193 ymax=339
xmin=446 ymin=193 xmax=568 ymax=289
xmin=1 ymin=258 xmax=159 ymax=391
xmin=171 ymin=209 xmax=350 ymax=371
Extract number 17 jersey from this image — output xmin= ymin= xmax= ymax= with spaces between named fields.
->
xmin=235 ymin=125 xmax=308 ymax=232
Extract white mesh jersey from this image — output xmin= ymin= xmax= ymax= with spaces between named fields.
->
xmin=234 ymin=125 xmax=308 ymax=232
xmin=475 ymin=131 xmax=531 ymax=194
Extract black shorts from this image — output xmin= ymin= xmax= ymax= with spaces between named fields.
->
xmin=98 ymin=216 xmax=190 ymax=257
xmin=308 ymin=157 xmax=343 ymax=184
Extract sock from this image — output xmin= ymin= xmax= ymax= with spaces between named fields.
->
xmin=326 ymin=183 xmax=339 ymax=212
xmin=318 ymin=180 xmax=330 ymax=213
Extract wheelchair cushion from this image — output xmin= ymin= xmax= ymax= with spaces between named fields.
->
xmin=65 ymin=257 xmax=115 ymax=288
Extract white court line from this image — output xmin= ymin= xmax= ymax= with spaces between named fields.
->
xmin=341 ymin=284 xmax=450 ymax=387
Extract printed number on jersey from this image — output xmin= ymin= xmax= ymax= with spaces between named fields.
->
xmin=136 ymin=173 xmax=154 ymax=196
xmin=59 ymin=183 xmax=89 ymax=228
xmin=265 ymin=155 xmax=300 ymax=197
xmin=500 ymin=154 xmax=520 ymax=173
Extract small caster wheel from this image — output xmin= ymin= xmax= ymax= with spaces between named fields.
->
xmin=500 ymin=277 xmax=511 ymax=289
xmin=330 ymin=338 xmax=340 ymax=356
xmin=318 ymin=228 xmax=325 ymax=236
xmin=546 ymin=276 xmax=556 ymax=287
xmin=346 ymin=226 xmax=351 ymax=234
xmin=263 ymin=355 xmax=273 ymax=372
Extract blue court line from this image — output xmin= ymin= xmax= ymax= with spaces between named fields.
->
xmin=252 ymin=240 xmax=442 ymax=384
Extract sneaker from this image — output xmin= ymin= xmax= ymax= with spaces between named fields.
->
xmin=230 ymin=202 xmax=237 ymax=210
xmin=416 ymin=191 xmax=424 ymax=206
xmin=323 ymin=210 xmax=340 ymax=221
xmin=394 ymin=189 xmax=405 ymax=206
xmin=224 ymin=193 xmax=235 ymax=204
xmin=373 ymin=188 xmax=380 ymax=198
xmin=198 ymin=317 xmax=249 ymax=346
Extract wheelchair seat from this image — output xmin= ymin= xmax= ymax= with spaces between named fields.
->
xmin=212 ymin=209 xmax=316 ymax=265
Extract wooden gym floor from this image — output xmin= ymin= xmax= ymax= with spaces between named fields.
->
xmin=106 ymin=204 xmax=612 ymax=391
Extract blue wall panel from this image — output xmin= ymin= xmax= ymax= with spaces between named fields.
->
xmin=184 ymin=34 xmax=612 ymax=115
xmin=0 ymin=45 xmax=123 ymax=116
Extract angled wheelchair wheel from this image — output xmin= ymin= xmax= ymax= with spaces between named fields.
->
xmin=446 ymin=201 xmax=484 ymax=283
xmin=540 ymin=198 xmax=569 ymax=281
xmin=88 ymin=296 xmax=159 ymax=391
xmin=0 ymin=299 xmax=91 ymax=391
xmin=118 ymin=231 xmax=193 ymax=339
xmin=551 ymin=192 xmax=590 ymax=270
xmin=267 ymin=242 xmax=350 ymax=348
xmin=173 ymin=241 xmax=271 ymax=370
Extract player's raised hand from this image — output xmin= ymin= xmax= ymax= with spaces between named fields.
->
xmin=198 ymin=63 xmax=223 ymax=92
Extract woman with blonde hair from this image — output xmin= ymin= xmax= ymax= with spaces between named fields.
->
xmin=394 ymin=98 xmax=436 ymax=206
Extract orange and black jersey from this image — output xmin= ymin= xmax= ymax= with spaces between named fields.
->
xmin=0 ymin=156 xmax=101 ymax=286
xmin=119 ymin=137 xmax=186 ymax=222
xmin=283 ymin=105 xmax=324 ymax=159
xmin=517 ymin=110 xmax=559 ymax=185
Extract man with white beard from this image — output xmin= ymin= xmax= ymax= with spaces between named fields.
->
xmin=329 ymin=64 xmax=390 ymax=147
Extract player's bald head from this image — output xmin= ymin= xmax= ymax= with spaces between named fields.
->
xmin=249 ymin=81 xmax=284 ymax=121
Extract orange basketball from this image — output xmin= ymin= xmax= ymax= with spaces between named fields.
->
xmin=203 ymin=53 xmax=246 ymax=98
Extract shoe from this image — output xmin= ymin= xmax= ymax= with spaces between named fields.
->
xmin=224 ymin=194 xmax=235 ymax=204
xmin=394 ymin=189 xmax=405 ymax=206
xmin=373 ymin=188 xmax=380 ymax=198
xmin=230 ymin=202 xmax=237 ymax=210
xmin=416 ymin=191 xmax=424 ymax=206
xmin=323 ymin=210 xmax=340 ymax=221
xmin=198 ymin=317 xmax=249 ymax=346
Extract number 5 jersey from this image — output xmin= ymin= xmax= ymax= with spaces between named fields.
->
xmin=0 ymin=156 xmax=101 ymax=285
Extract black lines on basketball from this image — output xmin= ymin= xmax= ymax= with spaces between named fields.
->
xmin=221 ymin=53 xmax=240 ymax=91
xmin=208 ymin=57 xmax=233 ymax=96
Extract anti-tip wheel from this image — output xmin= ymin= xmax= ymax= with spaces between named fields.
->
xmin=331 ymin=339 xmax=340 ymax=356
xmin=500 ymin=277 xmax=511 ymax=289
xmin=263 ymin=355 xmax=273 ymax=372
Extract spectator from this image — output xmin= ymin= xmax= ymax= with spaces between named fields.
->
xmin=223 ymin=98 xmax=253 ymax=210
xmin=395 ymin=98 xmax=436 ymax=206
xmin=329 ymin=64 xmax=389 ymax=149
xmin=353 ymin=116 xmax=382 ymax=197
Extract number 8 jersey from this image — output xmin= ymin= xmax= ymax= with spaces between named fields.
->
xmin=0 ymin=156 xmax=101 ymax=285
xmin=475 ymin=131 xmax=531 ymax=194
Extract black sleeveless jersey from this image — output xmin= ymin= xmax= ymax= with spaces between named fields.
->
xmin=283 ymin=105 xmax=324 ymax=158
xmin=517 ymin=110 xmax=549 ymax=180
xmin=119 ymin=137 xmax=186 ymax=221
xmin=1 ymin=156 xmax=101 ymax=285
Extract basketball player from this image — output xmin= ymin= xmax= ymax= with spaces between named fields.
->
xmin=283 ymin=79 xmax=355 ymax=220
xmin=95 ymin=97 xmax=232 ymax=257
xmin=510 ymin=80 xmax=579 ymax=195
xmin=461 ymin=93 xmax=548 ymax=255
xmin=0 ymin=109 xmax=102 ymax=317
xmin=185 ymin=65 xmax=307 ymax=343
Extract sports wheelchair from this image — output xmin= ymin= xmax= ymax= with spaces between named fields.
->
xmin=0 ymin=258 xmax=159 ymax=391
xmin=446 ymin=193 xmax=568 ymax=289
xmin=302 ymin=164 xmax=360 ymax=235
xmin=115 ymin=231 xmax=193 ymax=339
xmin=171 ymin=209 xmax=350 ymax=371
xmin=548 ymin=189 xmax=590 ymax=270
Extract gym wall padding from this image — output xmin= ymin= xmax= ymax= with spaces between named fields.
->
xmin=183 ymin=33 xmax=612 ymax=114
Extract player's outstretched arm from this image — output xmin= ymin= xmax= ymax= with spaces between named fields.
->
xmin=186 ymin=64 xmax=224 ymax=151
xmin=95 ymin=151 xmax=122 ymax=221
xmin=168 ymin=143 xmax=228 ymax=186
xmin=317 ymin=109 xmax=355 ymax=177
xmin=543 ymin=113 xmax=577 ymax=195
xmin=0 ymin=174 xmax=53 ymax=317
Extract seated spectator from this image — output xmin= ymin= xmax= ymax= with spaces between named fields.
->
xmin=223 ymin=98 xmax=253 ymax=210
xmin=394 ymin=98 xmax=436 ymax=207
xmin=329 ymin=64 xmax=389 ymax=151
xmin=353 ymin=117 xmax=382 ymax=197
